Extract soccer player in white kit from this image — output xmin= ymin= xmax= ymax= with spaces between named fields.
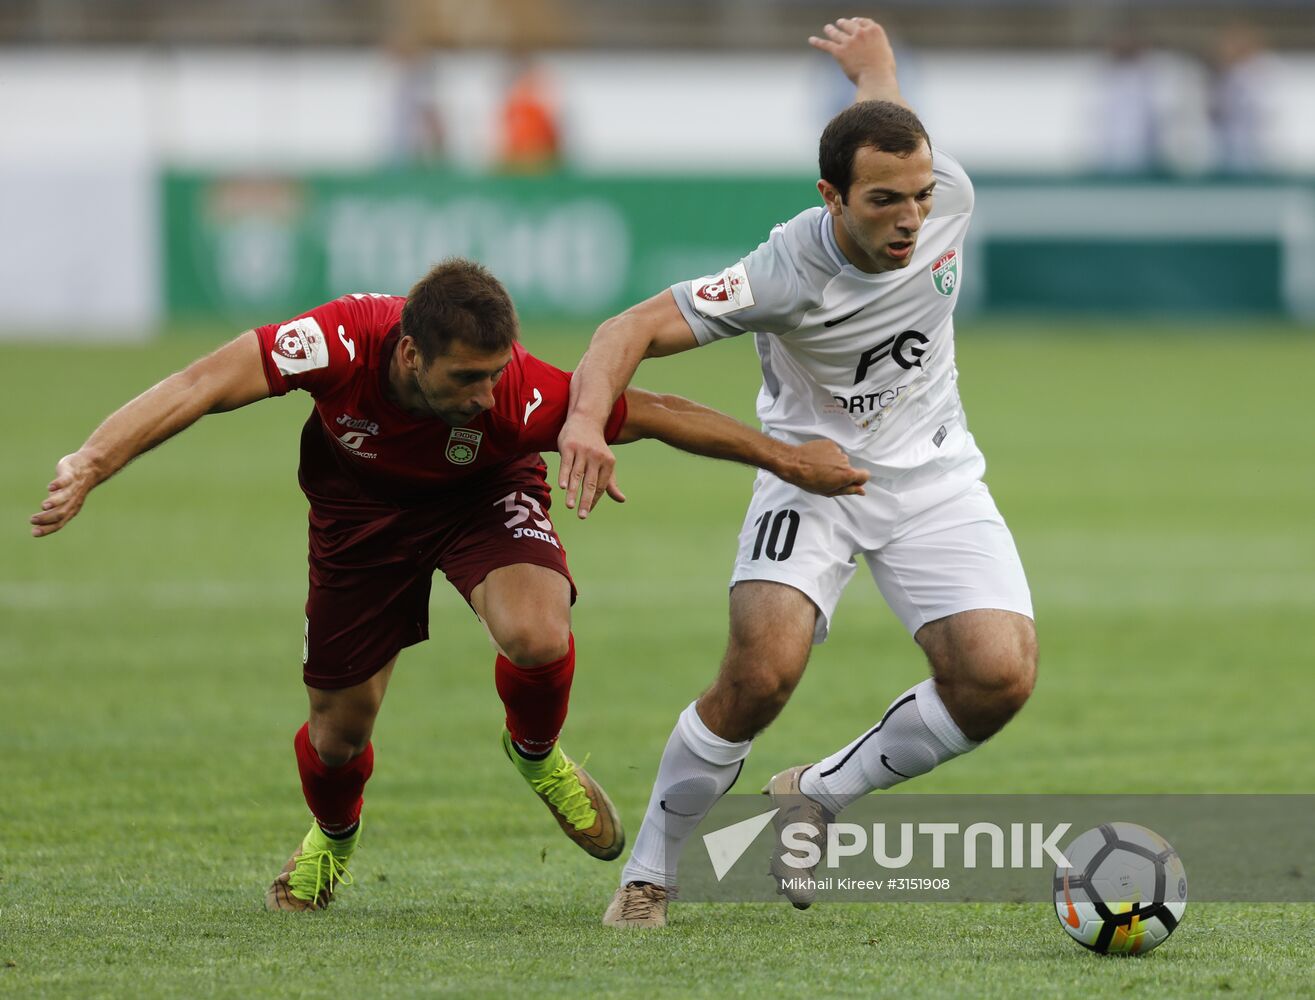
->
xmin=560 ymin=18 xmax=1038 ymax=928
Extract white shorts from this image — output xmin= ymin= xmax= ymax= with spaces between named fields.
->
xmin=729 ymin=469 xmax=1033 ymax=643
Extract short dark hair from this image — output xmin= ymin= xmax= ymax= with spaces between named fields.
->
xmin=402 ymin=258 xmax=519 ymax=360
xmin=819 ymin=100 xmax=932 ymax=202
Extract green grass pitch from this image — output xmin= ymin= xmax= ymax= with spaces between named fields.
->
xmin=2 ymin=321 xmax=1313 ymax=998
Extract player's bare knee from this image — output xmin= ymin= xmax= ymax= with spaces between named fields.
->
xmin=923 ymin=614 xmax=1036 ymax=720
xmin=496 ymin=620 xmax=571 ymax=668
xmin=991 ymin=624 xmax=1038 ymax=715
xmin=311 ymin=729 xmax=370 ymax=768
xmin=700 ymin=653 xmax=802 ymax=740
xmin=983 ymin=652 xmax=1035 ymax=720
xmin=1013 ymin=644 xmax=1038 ymax=705
xmin=936 ymin=648 xmax=1035 ymax=739
xmin=307 ymin=687 xmax=381 ymax=766
xmin=741 ymin=668 xmax=798 ymax=720
xmin=715 ymin=665 xmax=799 ymax=736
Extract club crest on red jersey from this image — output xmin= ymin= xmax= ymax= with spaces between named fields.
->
xmin=445 ymin=428 xmax=483 ymax=465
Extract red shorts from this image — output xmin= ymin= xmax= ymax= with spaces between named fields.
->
xmin=302 ymin=465 xmax=575 ymax=690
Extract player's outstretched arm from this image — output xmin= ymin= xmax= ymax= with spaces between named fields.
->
xmin=615 ymin=388 xmax=869 ymax=498
xmin=810 ymin=17 xmax=908 ymax=108
xmin=558 ymin=290 xmax=699 ymax=519
xmin=30 ymin=330 xmax=270 ymax=538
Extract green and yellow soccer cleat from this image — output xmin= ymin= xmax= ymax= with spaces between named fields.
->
xmin=265 ymin=821 xmax=360 ymax=911
xmin=501 ymin=730 xmax=624 ymax=861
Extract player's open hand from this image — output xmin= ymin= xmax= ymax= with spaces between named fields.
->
xmin=809 ymin=17 xmax=897 ymax=88
xmin=557 ymin=418 xmax=625 ymax=519
xmin=30 ymin=452 xmax=98 ymax=537
xmin=779 ymin=439 xmax=869 ymax=497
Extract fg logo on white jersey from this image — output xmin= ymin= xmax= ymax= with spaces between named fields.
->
xmin=853 ymin=330 xmax=930 ymax=383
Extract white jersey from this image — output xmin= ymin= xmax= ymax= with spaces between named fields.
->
xmin=671 ymin=147 xmax=979 ymax=482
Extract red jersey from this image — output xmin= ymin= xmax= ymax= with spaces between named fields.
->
xmin=254 ymin=293 xmax=626 ymax=512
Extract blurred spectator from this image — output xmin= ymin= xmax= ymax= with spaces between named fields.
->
xmin=385 ymin=39 xmax=446 ymax=167
xmin=1092 ymin=29 xmax=1164 ymax=174
xmin=1208 ymin=22 xmax=1276 ymax=174
xmin=497 ymin=59 xmax=562 ymax=172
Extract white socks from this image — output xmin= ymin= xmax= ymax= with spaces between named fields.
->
xmin=800 ymin=678 xmax=978 ymax=815
xmin=621 ymin=682 xmax=977 ymax=886
xmin=621 ymin=702 xmax=752 ymax=888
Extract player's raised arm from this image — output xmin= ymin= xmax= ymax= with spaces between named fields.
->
xmin=810 ymin=17 xmax=908 ymax=108
xmin=558 ymin=290 xmax=698 ymax=518
xmin=30 ymin=330 xmax=271 ymax=538
xmin=615 ymin=388 xmax=868 ymax=499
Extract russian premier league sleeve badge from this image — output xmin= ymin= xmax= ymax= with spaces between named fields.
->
xmin=690 ymin=262 xmax=755 ymax=317
xmin=445 ymin=428 xmax=483 ymax=465
xmin=931 ymin=248 xmax=959 ymax=296
xmin=271 ymin=317 xmax=331 ymax=375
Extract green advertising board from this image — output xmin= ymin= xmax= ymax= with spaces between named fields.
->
xmin=163 ymin=170 xmax=806 ymax=329
xmin=164 ymin=170 xmax=1315 ymax=326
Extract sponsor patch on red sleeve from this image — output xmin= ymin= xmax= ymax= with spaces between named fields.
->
xmin=690 ymin=262 xmax=755 ymax=318
xmin=271 ymin=317 xmax=330 ymax=375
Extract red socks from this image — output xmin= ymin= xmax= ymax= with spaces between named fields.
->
xmin=495 ymin=633 xmax=575 ymax=755
xmin=291 ymin=635 xmax=573 ymax=825
xmin=293 ymin=722 xmax=374 ymax=832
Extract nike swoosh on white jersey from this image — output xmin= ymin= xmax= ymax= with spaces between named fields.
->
xmin=337 ymin=325 xmax=356 ymax=362
xmin=524 ymin=388 xmax=543 ymax=424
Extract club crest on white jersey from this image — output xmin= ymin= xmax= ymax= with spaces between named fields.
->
xmin=690 ymin=262 xmax=755 ymax=317
xmin=931 ymin=249 xmax=959 ymax=297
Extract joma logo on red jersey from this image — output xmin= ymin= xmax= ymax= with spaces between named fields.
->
xmin=333 ymin=417 xmax=379 ymax=458
xmin=336 ymin=413 xmax=380 ymax=435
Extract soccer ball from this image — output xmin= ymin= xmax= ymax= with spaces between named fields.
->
xmin=1053 ymin=822 xmax=1187 ymax=955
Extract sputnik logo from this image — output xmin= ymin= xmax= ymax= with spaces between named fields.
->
xmin=702 ymin=809 xmax=778 ymax=882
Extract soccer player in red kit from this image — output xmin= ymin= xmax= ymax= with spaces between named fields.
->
xmin=30 ymin=258 xmax=868 ymax=912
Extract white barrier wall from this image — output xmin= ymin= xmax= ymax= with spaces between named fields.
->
xmin=2 ymin=46 xmax=1313 ymax=334
xmin=1 ymin=52 xmax=159 ymax=337
xmin=0 ymin=166 xmax=157 ymax=338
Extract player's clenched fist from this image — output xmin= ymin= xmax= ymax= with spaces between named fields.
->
xmin=30 ymin=451 xmax=98 ymax=537
xmin=779 ymin=439 xmax=869 ymax=497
